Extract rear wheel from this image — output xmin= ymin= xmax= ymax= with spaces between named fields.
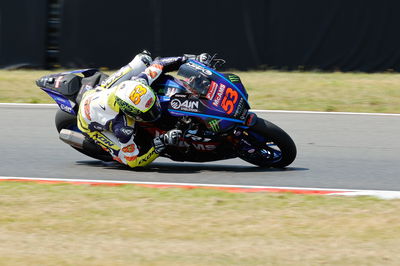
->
xmin=55 ymin=109 xmax=113 ymax=161
xmin=239 ymin=117 xmax=297 ymax=168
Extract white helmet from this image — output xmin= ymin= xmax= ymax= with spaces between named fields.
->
xmin=115 ymin=80 xmax=161 ymax=122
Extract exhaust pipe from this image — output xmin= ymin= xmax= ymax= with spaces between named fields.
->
xmin=59 ymin=129 xmax=85 ymax=149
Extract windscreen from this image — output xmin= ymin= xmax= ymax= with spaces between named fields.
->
xmin=177 ymin=62 xmax=211 ymax=97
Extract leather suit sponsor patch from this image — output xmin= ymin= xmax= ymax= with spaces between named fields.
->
xmin=84 ymin=96 xmax=93 ymax=120
xmin=122 ymin=144 xmax=135 ymax=153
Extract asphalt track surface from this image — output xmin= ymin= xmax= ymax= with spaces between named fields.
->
xmin=1 ymin=104 xmax=399 ymax=191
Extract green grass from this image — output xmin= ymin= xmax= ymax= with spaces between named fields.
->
xmin=237 ymin=71 xmax=400 ymax=113
xmin=1 ymin=70 xmax=400 ymax=113
xmin=1 ymin=181 xmax=400 ymax=265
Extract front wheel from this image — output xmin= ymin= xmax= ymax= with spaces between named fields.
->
xmin=239 ymin=117 xmax=297 ymax=168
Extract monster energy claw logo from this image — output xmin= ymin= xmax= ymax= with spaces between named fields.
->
xmin=209 ymin=119 xmax=220 ymax=132
xmin=228 ymin=74 xmax=240 ymax=83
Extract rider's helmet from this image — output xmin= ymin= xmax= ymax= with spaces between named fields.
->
xmin=114 ymin=80 xmax=161 ymax=122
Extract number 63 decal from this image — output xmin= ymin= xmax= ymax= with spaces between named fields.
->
xmin=129 ymin=85 xmax=148 ymax=105
xmin=221 ymin=88 xmax=238 ymax=114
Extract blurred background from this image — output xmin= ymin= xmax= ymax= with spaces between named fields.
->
xmin=1 ymin=0 xmax=400 ymax=71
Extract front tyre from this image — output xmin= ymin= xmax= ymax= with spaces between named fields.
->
xmin=239 ymin=117 xmax=297 ymax=168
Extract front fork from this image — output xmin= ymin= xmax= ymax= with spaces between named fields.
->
xmin=231 ymin=112 xmax=259 ymax=148
xmin=231 ymin=112 xmax=274 ymax=161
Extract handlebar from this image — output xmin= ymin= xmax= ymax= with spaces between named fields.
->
xmin=184 ymin=53 xmax=226 ymax=69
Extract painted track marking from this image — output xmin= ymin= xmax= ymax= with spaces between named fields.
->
xmin=1 ymin=177 xmax=400 ymax=199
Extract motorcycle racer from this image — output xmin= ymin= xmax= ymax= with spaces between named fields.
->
xmin=77 ymin=51 xmax=210 ymax=168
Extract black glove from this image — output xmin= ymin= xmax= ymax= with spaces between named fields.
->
xmin=152 ymin=129 xmax=182 ymax=154
xmin=163 ymin=129 xmax=182 ymax=145
xmin=139 ymin=50 xmax=153 ymax=67
xmin=196 ymin=53 xmax=212 ymax=65
xmin=183 ymin=53 xmax=212 ymax=66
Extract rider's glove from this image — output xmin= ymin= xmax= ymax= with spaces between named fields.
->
xmin=196 ymin=53 xmax=212 ymax=65
xmin=183 ymin=53 xmax=212 ymax=66
xmin=138 ymin=50 xmax=153 ymax=67
xmin=152 ymin=129 xmax=182 ymax=154
xmin=163 ymin=129 xmax=182 ymax=145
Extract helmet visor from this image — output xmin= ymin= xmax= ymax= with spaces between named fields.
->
xmin=115 ymin=81 xmax=162 ymax=121
xmin=138 ymin=100 xmax=161 ymax=122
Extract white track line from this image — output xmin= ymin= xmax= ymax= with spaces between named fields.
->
xmin=1 ymin=176 xmax=400 ymax=199
xmin=1 ymin=103 xmax=399 ymax=116
xmin=0 ymin=103 xmax=56 ymax=107
xmin=252 ymin=109 xmax=400 ymax=116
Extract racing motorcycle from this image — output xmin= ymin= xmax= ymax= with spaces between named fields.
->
xmin=36 ymin=57 xmax=296 ymax=168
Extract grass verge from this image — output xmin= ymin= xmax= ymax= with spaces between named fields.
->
xmin=1 ymin=182 xmax=400 ymax=265
xmin=1 ymin=70 xmax=400 ymax=113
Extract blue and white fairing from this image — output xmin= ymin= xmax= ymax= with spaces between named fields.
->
xmin=155 ymin=60 xmax=251 ymax=132
xmin=41 ymin=87 xmax=77 ymax=115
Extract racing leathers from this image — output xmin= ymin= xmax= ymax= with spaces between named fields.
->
xmin=77 ymin=54 xmax=187 ymax=168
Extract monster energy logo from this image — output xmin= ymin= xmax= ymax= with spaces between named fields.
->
xmin=208 ymin=119 xmax=220 ymax=132
xmin=228 ymin=74 xmax=240 ymax=83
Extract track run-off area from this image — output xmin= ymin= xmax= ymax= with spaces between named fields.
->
xmin=1 ymin=103 xmax=399 ymax=198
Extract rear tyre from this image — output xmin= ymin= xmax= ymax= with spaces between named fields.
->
xmin=55 ymin=109 xmax=113 ymax=161
xmin=239 ymin=117 xmax=297 ymax=168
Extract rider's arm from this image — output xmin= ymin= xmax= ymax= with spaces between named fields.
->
xmin=134 ymin=56 xmax=187 ymax=86
xmin=109 ymin=113 xmax=156 ymax=167
xmin=111 ymin=114 xmax=182 ymax=168
xmin=114 ymin=133 xmax=159 ymax=168
xmin=100 ymin=51 xmax=153 ymax=89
